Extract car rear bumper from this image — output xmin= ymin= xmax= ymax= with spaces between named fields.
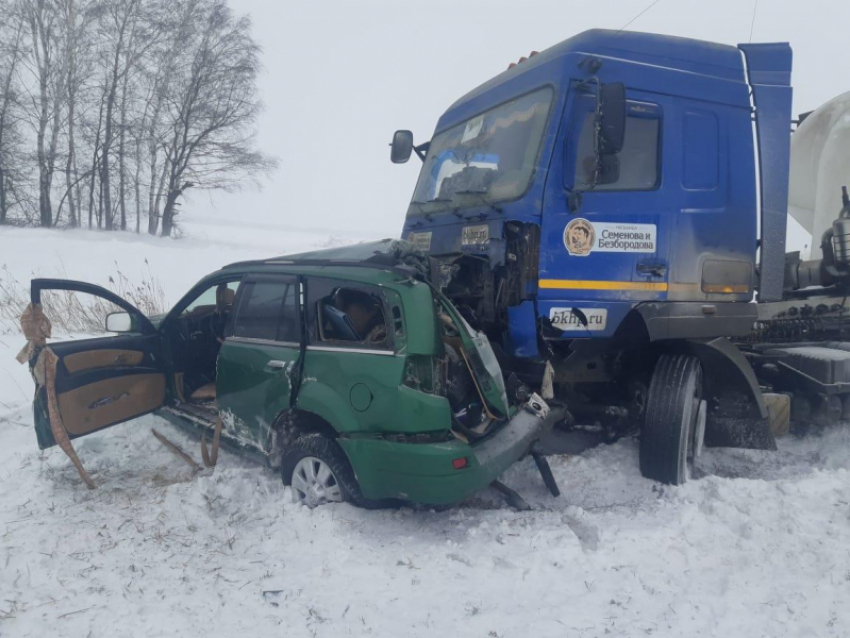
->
xmin=337 ymin=397 xmax=557 ymax=505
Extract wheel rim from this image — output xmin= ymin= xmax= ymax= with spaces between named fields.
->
xmin=291 ymin=456 xmax=343 ymax=507
xmin=680 ymin=368 xmax=704 ymax=482
xmin=691 ymin=399 xmax=707 ymax=460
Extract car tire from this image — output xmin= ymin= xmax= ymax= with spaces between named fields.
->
xmin=639 ymin=354 xmax=704 ymax=486
xmin=281 ymin=433 xmax=365 ymax=508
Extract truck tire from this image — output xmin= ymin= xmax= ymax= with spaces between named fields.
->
xmin=640 ymin=354 xmax=703 ymax=485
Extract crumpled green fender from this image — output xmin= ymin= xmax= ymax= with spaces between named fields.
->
xmin=294 ymin=380 xmax=360 ymax=434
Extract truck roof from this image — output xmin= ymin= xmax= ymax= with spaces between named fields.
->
xmin=447 ymin=28 xmax=747 ymax=115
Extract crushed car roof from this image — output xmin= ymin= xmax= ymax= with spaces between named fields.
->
xmin=222 ymin=238 xmax=433 ymax=281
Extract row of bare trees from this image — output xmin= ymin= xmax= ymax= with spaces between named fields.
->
xmin=0 ymin=0 xmax=275 ymax=236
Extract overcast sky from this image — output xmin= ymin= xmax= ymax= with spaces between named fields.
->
xmin=186 ymin=0 xmax=850 ymax=239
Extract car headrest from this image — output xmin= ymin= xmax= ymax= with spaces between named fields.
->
xmin=216 ymin=286 xmax=235 ymax=308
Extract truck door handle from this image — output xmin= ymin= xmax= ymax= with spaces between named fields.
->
xmin=266 ymin=360 xmax=287 ymax=369
xmin=636 ymin=262 xmax=667 ymax=277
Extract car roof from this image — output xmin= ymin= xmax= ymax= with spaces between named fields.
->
xmin=218 ymin=238 xmax=425 ymax=288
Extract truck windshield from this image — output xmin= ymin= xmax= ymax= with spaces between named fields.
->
xmin=408 ymin=87 xmax=553 ymax=216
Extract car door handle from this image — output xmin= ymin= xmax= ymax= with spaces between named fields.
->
xmin=266 ymin=360 xmax=287 ymax=369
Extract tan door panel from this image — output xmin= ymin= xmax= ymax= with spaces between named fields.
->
xmin=57 ymin=373 xmax=165 ymax=435
xmin=63 ymin=349 xmax=145 ymax=374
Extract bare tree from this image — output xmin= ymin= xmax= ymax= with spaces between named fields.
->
xmin=95 ymin=0 xmax=160 ymax=230
xmin=157 ymin=0 xmax=275 ymax=237
xmin=19 ymin=0 xmax=71 ymax=227
xmin=59 ymin=0 xmax=94 ymax=227
xmin=136 ymin=0 xmax=196 ymax=235
xmin=0 ymin=8 xmax=27 ymax=225
xmin=0 ymin=0 xmax=274 ymax=235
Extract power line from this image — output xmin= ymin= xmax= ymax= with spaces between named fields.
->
xmin=616 ymin=0 xmax=664 ymax=34
xmin=749 ymin=0 xmax=759 ymax=43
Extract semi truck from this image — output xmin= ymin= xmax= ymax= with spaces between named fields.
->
xmin=389 ymin=29 xmax=850 ymax=486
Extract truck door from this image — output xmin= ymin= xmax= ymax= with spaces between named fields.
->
xmin=28 ymin=279 xmax=166 ymax=450
xmin=539 ymin=89 xmax=669 ymax=336
xmin=215 ymin=275 xmax=302 ymax=452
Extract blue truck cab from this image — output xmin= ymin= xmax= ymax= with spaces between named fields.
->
xmin=399 ymin=29 xmax=792 ymax=351
xmin=393 ymin=30 xmax=794 ymax=485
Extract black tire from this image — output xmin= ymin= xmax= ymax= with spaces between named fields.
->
xmin=639 ymin=354 xmax=703 ymax=485
xmin=280 ymin=433 xmax=366 ymax=508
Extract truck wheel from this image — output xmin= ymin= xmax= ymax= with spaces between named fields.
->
xmin=281 ymin=433 xmax=365 ymax=508
xmin=640 ymin=354 xmax=704 ymax=485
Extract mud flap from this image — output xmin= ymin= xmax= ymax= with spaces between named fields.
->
xmin=688 ymin=337 xmax=776 ymax=451
xmin=17 ymin=303 xmax=97 ymax=489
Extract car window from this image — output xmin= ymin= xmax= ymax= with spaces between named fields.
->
xmin=232 ymin=280 xmax=299 ymax=343
xmin=307 ymin=278 xmax=390 ymax=349
xmin=180 ymin=281 xmax=239 ymax=318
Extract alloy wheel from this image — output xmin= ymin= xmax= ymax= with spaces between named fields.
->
xmin=291 ymin=456 xmax=343 ymax=507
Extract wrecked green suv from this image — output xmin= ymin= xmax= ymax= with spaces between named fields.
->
xmin=26 ymin=240 xmax=555 ymax=507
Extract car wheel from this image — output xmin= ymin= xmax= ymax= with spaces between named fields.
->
xmin=639 ymin=354 xmax=704 ymax=486
xmin=281 ymin=433 xmax=364 ymax=508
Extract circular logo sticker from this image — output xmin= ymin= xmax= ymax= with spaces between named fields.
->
xmin=564 ymin=218 xmax=595 ymax=256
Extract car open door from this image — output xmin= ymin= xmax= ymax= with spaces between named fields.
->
xmin=26 ymin=278 xmax=166 ymax=451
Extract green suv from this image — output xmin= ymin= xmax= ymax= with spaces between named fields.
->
xmin=27 ymin=240 xmax=556 ymax=507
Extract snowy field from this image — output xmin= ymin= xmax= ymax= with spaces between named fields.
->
xmin=2 ymin=225 xmax=850 ymax=637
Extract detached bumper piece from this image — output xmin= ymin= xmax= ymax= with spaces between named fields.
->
xmin=472 ymin=393 xmax=553 ymax=472
xmin=340 ymin=394 xmax=561 ymax=506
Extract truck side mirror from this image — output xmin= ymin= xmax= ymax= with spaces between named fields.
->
xmin=390 ymin=130 xmax=414 ymax=164
xmin=596 ymin=154 xmax=620 ymax=185
xmin=598 ymin=83 xmax=626 ymax=154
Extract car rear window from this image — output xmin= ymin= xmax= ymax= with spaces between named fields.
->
xmin=306 ymin=278 xmax=390 ymax=350
xmin=233 ymin=280 xmax=299 ymax=342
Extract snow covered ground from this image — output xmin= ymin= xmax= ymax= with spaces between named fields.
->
xmin=2 ymin=225 xmax=850 ymax=637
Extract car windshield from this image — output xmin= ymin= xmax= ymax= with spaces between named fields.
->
xmin=408 ymin=87 xmax=553 ymax=216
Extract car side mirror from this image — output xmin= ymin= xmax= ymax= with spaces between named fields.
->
xmin=390 ymin=130 xmax=414 ymax=164
xmin=598 ymin=82 xmax=626 ymax=154
xmin=105 ymin=311 xmax=133 ymax=333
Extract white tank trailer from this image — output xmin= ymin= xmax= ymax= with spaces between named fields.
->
xmin=753 ymin=92 xmax=850 ymax=429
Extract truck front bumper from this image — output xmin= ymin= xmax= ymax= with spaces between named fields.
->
xmin=338 ymin=397 xmax=558 ymax=505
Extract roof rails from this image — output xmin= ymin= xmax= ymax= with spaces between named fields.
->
xmin=221 ymin=256 xmax=425 ymax=281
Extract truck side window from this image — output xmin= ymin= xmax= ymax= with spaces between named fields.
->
xmin=306 ymin=278 xmax=390 ymax=349
xmin=569 ymin=96 xmax=662 ymax=192
xmin=232 ymin=280 xmax=299 ymax=343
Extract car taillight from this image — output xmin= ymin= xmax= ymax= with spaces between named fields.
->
xmin=452 ymin=457 xmax=468 ymax=470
